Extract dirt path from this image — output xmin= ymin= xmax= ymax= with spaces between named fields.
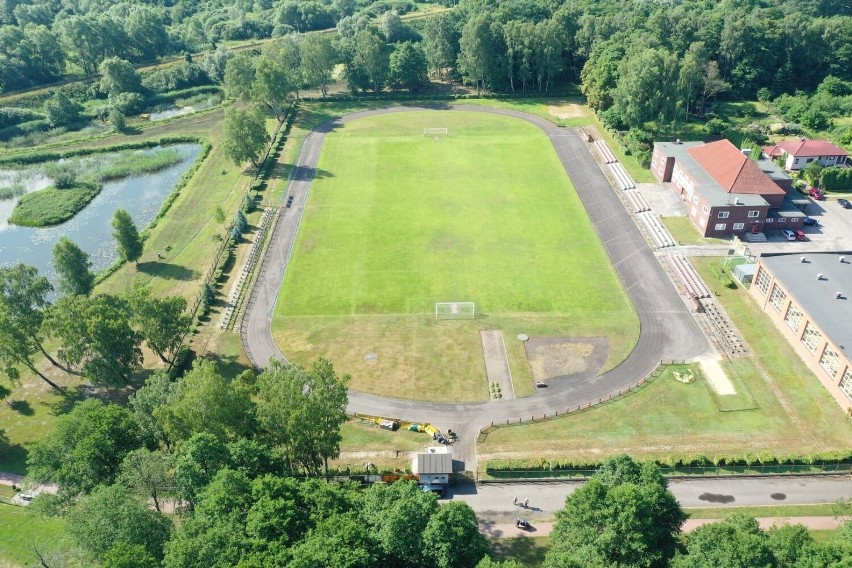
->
xmin=480 ymin=330 xmax=515 ymax=400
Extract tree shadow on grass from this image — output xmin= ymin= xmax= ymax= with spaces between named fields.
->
xmin=0 ymin=430 xmax=28 ymax=475
xmin=44 ymin=385 xmax=87 ymax=416
xmin=6 ymin=400 xmax=34 ymax=416
xmin=137 ymin=261 xmax=198 ymax=281
xmin=490 ymin=534 xmax=549 ymax=566
xmin=203 ymin=351 xmax=253 ymax=381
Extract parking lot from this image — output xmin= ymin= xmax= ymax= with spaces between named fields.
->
xmin=748 ymin=196 xmax=852 ymax=254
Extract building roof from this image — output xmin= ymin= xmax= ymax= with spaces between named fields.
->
xmin=413 ymin=452 xmax=452 ymax=475
xmin=654 ymin=141 xmax=769 ymax=207
xmin=764 ymin=139 xmax=849 ymax=158
xmin=688 ymin=140 xmax=787 ymax=197
xmin=759 ymin=252 xmax=852 ymax=356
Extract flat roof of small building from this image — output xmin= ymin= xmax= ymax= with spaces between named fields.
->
xmin=413 ymin=452 xmax=452 ymax=475
xmin=655 ymin=141 xmax=769 ymax=207
xmin=759 ymin=252 xmax=852 ymax=355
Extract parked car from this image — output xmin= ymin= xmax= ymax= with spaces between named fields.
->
xmin=802 ymin=217 xmax=818 ymax=226
xmin=781 ymin=229 xmax=797 ymax=241
xmin=808 ymin=187 xmax=825 ymax=200
xmin=793 ymin=229 xmax=807 ymax=241
xmin=839 ymin=198 xmax=851 ymax=209
xmin=419 ymin=484 xmax=445 ymax=498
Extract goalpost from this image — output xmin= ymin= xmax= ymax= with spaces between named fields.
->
xmin=423 ymin=128 xmax=449 ymax=137
xmin=435 ymin=302 xmax=475 ymax=320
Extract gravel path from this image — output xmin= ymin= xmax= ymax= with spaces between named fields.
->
xmin=480 ymin=330 xmax=515 ymax=400
xmin=241 ymin=105 xmax=714 ymax=470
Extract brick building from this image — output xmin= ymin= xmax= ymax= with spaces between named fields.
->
xmin=749 ymin=252 xmax=852 ymax=413
xmin=651 ymin=139 xmax=798 ymax=238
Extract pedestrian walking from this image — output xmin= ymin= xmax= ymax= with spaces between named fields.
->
xmin=513 ymin=496 xmax=517 ymax=505
xmin=523 ymin=498 xmax=529 ymax=508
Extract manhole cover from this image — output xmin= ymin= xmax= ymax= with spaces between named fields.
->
xmin=517 ymin=334 xmax=529 ymax=341
xmin=364 ymin=352 xmax=377 ymax=362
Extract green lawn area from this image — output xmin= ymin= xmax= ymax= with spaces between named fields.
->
xmin=0 ymin=503 xmax=74 ymax=566
xmin=478 ymin=250 xmax=852 ymax=465
xmin=685 ymin=503 xmax=851 ymax=519
xmin=272 ymin=110 xmax=637 ymax=401
xmin=8 ymin=182 xmax=100 ymax=227
xmin=661 ymin=216 xmax=731 ymax=246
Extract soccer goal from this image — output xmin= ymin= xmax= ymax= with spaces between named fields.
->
xmin=435 ymin=302 xmax=475 ymax=320
xmin=423 ymin=128 xmax=449 ymax=137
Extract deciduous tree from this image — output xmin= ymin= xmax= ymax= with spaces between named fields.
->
xmin=353 ymin=29 xmax=390 ymax=93
xmin=27 ymin=399 xmax=142 ymax=496
xmin=423 ymin=501 xmax=489 ymax=568
xmin=255 ymin=358 xmax=349 ymax=477
xmin=300 ymin=33 xmax=336 ymax=96
xmin=671 ymin=514 xmax=774 ymax=568
xmin=43 ymin=91 xmax=82 ymax=128
xmin=222 ymin=106 xmax=268 ymax=169
xmin=112 ymin=209 xmax=143 ymax=265
xmin=361 ymin=481 xmax=438 ymax=567
xmin=119 ymin=448 xmax=172 ymax=513
xmin=127 ymin=285 xmax=191 ymax=365
xmin=52 ymin=236 xmax=94 ymax=296
xmin=99 ymin=56 xmax=142 ymax=96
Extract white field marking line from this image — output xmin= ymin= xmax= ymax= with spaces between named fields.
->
xmin=697 ymin=355 xmax=736 ymax=395
xmin=498 ymin=331 xmax=516 ymax=400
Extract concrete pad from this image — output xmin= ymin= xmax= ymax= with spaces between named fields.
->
xmin=636 ymin=182 xmax=688 ymax=217
xmin=697 ymin=355 xmax=736 ymax=395
xmin=480 ymin=330 xmax=515 ymax=400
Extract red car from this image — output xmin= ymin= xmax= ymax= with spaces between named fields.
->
xmin=794 ymin=229 xmax=807 ymax=241
xmin=808 ymin=188 xmax=825 ymax=200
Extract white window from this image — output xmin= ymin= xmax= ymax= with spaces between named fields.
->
xmin=733 ymin=223 xmax=744 ymax=230
xmin=691 ymin=207 xmax=697 ymax=217
xmin=841 ymin=368 xmax=852 ymax=401
xmin=693 ymin=195 xmax=699 ymax=204
xmin=748 ymin=211 xmax=760 ymax=218
xmin=766 ymin=218 xmax=774 ymax=223
xmin=819 ymin=345 xmax=841 ymax=378
xmin=778 ymin=218 xmax=786 ymax=223
xmin=718 ymin=211 xmax=730 ymax=219
xmin=769 ymin=284 xmax=787 ymax=312
xmin=755 ymin=267 xmax=771 ymax=294
xmin=784 ymin=304 xmax=803 ymax=332
xmin=801 ymin=323 xmax=823 ymax=354
xmin=714 ymin=223 xmax=726 ymax=231
xmin=702 ymin=205 xmax=709 ymax=214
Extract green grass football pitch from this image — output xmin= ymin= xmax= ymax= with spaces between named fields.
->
xmin=272 ymin=110 xmax=638 ymax=401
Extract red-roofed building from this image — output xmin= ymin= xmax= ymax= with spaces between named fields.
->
xmin=763 ymin=139 xmax=849 ymax=171
xmin=651 ymin=139 xmax=795 ymax=238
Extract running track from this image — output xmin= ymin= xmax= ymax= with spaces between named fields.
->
xmin=241 ymin=105 xmax=713 ymax=470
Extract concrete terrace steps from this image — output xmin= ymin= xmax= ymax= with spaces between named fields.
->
xmin=624 ymin=189 xmax=651 ymax=213
xmin=668 ymin=254 xmax=712 ymax=299
xmin=638 ymin=211 xmax=677 ymax=248
xmin=218 ymin=207 xmax=277 ymax=331
xmin=607 ymin=162 xmax=635 ymax=190
xmin=593 ymin=139 xmax=618 ymax=164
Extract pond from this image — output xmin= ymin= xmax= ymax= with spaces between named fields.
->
xmin=0 ymin=143 xmax=202 ymax=287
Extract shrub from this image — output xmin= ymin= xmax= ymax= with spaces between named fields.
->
xmin=821 ymin=168 xmax=852 ymax=192
xmin=44 ymin=162 xmax=79 ymax=188
xmin=141 ymin=62 xmax=210 ymax=93
xmin=110 ymin=92 xmax=146 ymax=115
xmin=0 ymin=107 xmax=45 ymax=128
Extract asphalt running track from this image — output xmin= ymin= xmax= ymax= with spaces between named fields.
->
xmin=241 ymin=105 xmax=713 ymax=470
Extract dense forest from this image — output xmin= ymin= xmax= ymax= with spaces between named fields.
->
xmin=1 ymin=0 xmax=850 ymax=152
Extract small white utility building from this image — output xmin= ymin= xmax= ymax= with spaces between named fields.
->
xmin=412 ymin=447 xmax=452 ymax=486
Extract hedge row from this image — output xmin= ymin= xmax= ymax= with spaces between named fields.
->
xmin=485 ymin=451 xmax=852 ymax=473
xmin=822 ymin=167 xmax=852 ymax=192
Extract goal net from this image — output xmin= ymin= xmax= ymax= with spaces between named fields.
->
xmin=435 ymin=302 xmax=475 ymax=320
xmin=423 ymin=128 xmax=449 ymax=137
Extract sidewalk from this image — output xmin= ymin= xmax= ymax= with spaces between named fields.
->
xmin=480 ymin=516 xmax=852 ymax=539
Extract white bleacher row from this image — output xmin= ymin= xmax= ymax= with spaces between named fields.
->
xmin=623 ymin=189 xmax=650 ymax=213
xmin=593 ymin=139 xmax=618 ymax=164
xmin=637 ymin=211 xmax=676 ymax=248
xmin=218 ymin=207 xmax=277 ymax=331
xmin=668 ymin=254 xmax=712 ymax=299
xmin=607 ymin=162 xmax=635 ymax=190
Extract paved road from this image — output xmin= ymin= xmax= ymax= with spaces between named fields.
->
xmin=241 ymin=105 xmax=713 ymax=469
xmin=452 ymin=476 xmax=852 ymax=524
xmin=483 ymin=516 xmax=852 ymax=539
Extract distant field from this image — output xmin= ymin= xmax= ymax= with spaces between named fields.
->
xmin=272 ymin=110 xmax=637 ymax=401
